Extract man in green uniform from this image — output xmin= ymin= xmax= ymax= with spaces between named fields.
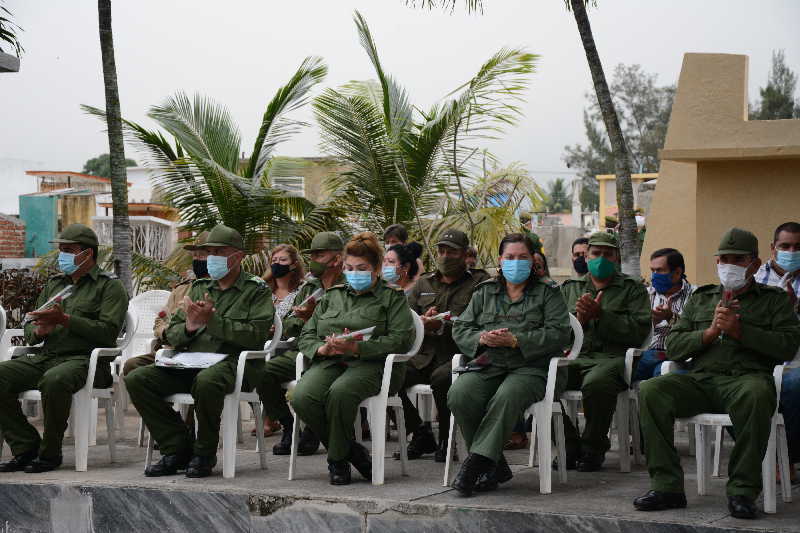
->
xmin=258 ymin=231 xmax=345 ymax=456
xmin=634 ymin=228 xmax=800 ymax=519
xmin=560 ymin=231 xmax=651 ymax=471
xmin=0 ymin=224 xmax=127 ymax=473
xmin=398 ymin=229 xmax=489 ymax=462
xmin=125 ymin=224 xmax=273 ymax=478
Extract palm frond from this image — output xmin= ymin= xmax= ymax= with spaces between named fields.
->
xmin=245 ymin=56 xmax=328 ymax=181
xmin=404 ymin=0 xmax=483 ymax=14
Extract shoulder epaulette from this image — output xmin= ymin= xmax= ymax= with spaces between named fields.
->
xmin=561 ymin=277 xmax=583 ymax=285
xmin=693 ymin=283 xmax=719 ymax=293
xmin=328 ymin=283 xmax=347 ymax=290
xmin=475 ymin=277 xmax=500 ymax=289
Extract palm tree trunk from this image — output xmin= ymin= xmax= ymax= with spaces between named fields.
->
xmin=569 ymin=0 xmax=640 ymax=277
xmin=98 ymin=0 xmax=132 ymax=294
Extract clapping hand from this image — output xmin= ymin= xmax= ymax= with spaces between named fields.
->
xmin=576 ymin=291 xmax=603 ymax=324
xmin=714 ymin=298 xmax=741 ymax=340
xmin=318 ymin=328 xmax=360 ymax=357
xmin=479 ymin=328 xmax=516 ymax=348
xmin=30 ymin=300 xmax=68 ymax=337
xmin=421 ymin=306 xmax=443 ymax=332
xmin=292 ymin=298 xmax=317 ymax=322
xmin=184 ymin=293 xmax=215 ymax=333
xmin=652 ymin=304 xmax=673 ymax=324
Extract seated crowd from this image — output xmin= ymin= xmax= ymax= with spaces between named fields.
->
xmin=1 ymin=219 xmax=799 ymax=521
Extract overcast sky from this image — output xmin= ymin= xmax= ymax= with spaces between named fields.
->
xmin=1 ymin=0 xmax=799 ymax=200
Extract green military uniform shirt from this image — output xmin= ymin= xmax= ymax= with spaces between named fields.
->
xmin=560 ymin=272 xmax=651 ymax=358
xmin=297 ymin=279 xmax=413 ymax=367
xmin=666 ymin=282 xmax=800 ymax=374
xmin=165 ymin=269 xmax=274 ymax=356
xmin=24 ymin=265 xmax=128 ymax=356
xmin=281 ymin=274 xmax=347 ymax=341
xmin=406 ymin=269 xmax=490 ymax=370
xmin=453 ymin=277 xmax=571 ymax=376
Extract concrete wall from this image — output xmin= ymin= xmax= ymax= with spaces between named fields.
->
xmin=19 ymin=194 xmax=57 ymax=257
xmin=0 ymin=213 xmax=25 ymax=258
xmin=642 ymin=53 xmax=800 ymax=285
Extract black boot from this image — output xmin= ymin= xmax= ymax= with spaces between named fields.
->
xmin=475 ymin=454 xmax=513 ymax=492
xmin=576 ymin=450 xmax=605 ymax=472
xmin=185 ymin=454 xmax=217 ymax=478
xmin=273 ymin=417 xmax=294 ymax=455
xmin=0 ymin=450 xmax=38 ymax=473
xmin=297 ymin=427 xmax=321 ymax=456
xmin=633 ymin=490 xmax=687 ymax=511
xmin=328 ymin=460 xmax=351 ymax=485
xmin=144 ymin=453 xmax=191 ymax=477
xmin=24 ymin=455 xmax=62 ymax=473
xmin=348 ymin=441 xmax=372 ymax=481
xmin=406 ymin=424 xmax=438 ymax=459
xmin=727 ymin=495 xmax=758 ymax=519
xmin=452 ymin=453 xmax=494 ymax=497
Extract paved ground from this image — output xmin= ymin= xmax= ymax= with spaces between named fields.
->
xmin=0 ymin=412 xmax=798 ymax=532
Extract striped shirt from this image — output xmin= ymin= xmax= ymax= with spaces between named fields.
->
xmin=755 ymin=261 xmax=800 ymax=315
xmin=647 ymin=279 xmax=696 ymax=351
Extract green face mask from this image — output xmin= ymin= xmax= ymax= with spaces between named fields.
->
xmin=437 ymin=255 xmax=466 ymax=278
xmin=309 ymin=259 xmax=330 ymax=277
xmin=587 ymin=256 xmax=616 ymax=279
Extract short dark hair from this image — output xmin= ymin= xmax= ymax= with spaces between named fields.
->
xmin=773 ymin=222 xmax=800 ymax=243
xmin=571 ymin=237 xmax=589 ymax=253
xmin=465 ymin=246 xmax=478 ymax=259
xmin=388 ymin=242 xmax=422 ymax=279
xmin=650 ymin=248 xmax=685 ymax=274
xmin=383 ymin=224 xmax=408 ymax=243
xmin=534 ymin=251 xmax=550 ymax=277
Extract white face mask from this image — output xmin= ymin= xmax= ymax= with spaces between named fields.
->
xmin=717 ymin=262 xmax=751 ymax=291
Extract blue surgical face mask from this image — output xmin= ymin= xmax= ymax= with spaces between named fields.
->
xmin=57 ymin=249 xmax=88 ymax=275
xmin=207 ymin=254 xmax=231 ymax=280
xmin=651 ymin=272 xmax=677 ymax=294
xmin=345 ymin=270 xmax=374 ymax=291
xmin=382 ymin=265 xmax=400 ymax=283
xmin=776 ymin=250 xmax=800 ymax=273
xmin=501 ymin=259 xmax=532 ymax=284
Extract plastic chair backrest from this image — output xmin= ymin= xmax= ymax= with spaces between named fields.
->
xmin=128 ymin=290 xmax=170 ymax=355
xmin=117 ymin=310 xmax=138 ymax=351
xmin=0 ymin=305 xmax=6 ymax=342
xmin=565 ymin=313 xmax=583 ymax=360
xmin=405 ymin=311 xmax=424 ymax=357
xmin=266 ymin=313 xmax=283 ymax=356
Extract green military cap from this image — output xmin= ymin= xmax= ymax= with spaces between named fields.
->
xmin=304 ymin=231 xmax=344 ymax=253
xmin=49 ymin=223 xmax=99 ymax=247
xmin=715 ymin=227 xmax=758 ymax=256
xmin=437 ymin=229 xmax=469 ymax=250
xmin=587 ymin=231 xmax=618 ymax=249
xmin=183 ymin=231 xmax=210 ymax=251
xmin=198 ymin=224 xmax=244 ymax=250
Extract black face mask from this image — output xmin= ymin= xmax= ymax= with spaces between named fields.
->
xmin=573 ymin=256 xmax=588 ymax=275
xmin=192 ymin=259 xmax=209 ymax=279
xmin=271 ymin=263 xmax=292 ymax=279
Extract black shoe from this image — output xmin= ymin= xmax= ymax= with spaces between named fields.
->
xmin=328 ymin=460 xmax=351 ymax=485
xmin=297 ymin=427 xmax=321 ymax=456
xmin=0 ymin=450 xmax=38 ymax=472
xmin=145 ymin=454 xmax=190 ymax=477
xmin=552 ymin=454 xmax=578 ymax=471
xmin=475 ymin=454 xmax=513 ymax=493
xmin=24 ymin=455 xmax=62 ymax=473
xmin=185 ymin=455 xmax=216 ymax=478
xmin=727 ymin=495 xmax=758 ymax=519
xmin=406 ymin=425 xmax=438 ymax=460
xmin=273 ymin=417 xmax=294 ymax=455
xmin=633 ymin=490 xmax=687 ymax=511
xmin=434 ymin=439 xmax=453 ymax=463
xmin=452 ymin=453 xmax=494 ymax=497
xmin=348 ymin=441 xmax=372 ymax=481
xmin=576 ymin=450 xmax=605 ymax=472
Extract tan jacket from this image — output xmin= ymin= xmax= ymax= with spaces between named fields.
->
xmin=153 ymin=281 xmax=192 ymax=346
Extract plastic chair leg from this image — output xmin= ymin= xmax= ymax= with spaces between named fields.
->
xmin=777 ymin=423 xmax=792 ymax=503
xmin=73 ymin=393 xmax=91 ymax=472
xmin=555 ymin=413 xmax=568 ymax=484
xmin=443 ymin=414 xmax=456 ymax=487
xmin=712 ymin=426 xmax=723 ymax=477
xmin=105 ymin=397 xmax=117 ymax=463
xmin=369 ymin=401 xmax=387 ymax=486
xmin=534 ymin=404 xmax=553 ymax=494
xmin=221 ymin=396 xmax=239 ymax=479
xmin=616 ymin=393 xmax=631 ymax=473
xmin=287 ymin=407 xmax=301 ymax=481
xmin=253 ymin=402 xmax=268 ymax=470
xmin=394 ymin=405 xmax=408 ymax=476
xmin=89 ymin=398 xmax=98 ymax=447
xmin=696 ymin=425 xmax=713 ymax=496
xmin=762 ymin=422 xmax=777 ymax=514
xmin=527 ymin=414 xmax=537 ymax=468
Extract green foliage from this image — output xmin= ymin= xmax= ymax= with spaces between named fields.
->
xmin=82 ymin=153 xmax=137 ymax=178
xmin=82 ymin=56 xmax=343 ymax=254
xmin=563 ymin=64 xmax=674 ymax=210
xmin=544 ymin=177 xmax=572 ymax=213
xmin=750 ymin=50 xmax=799 ymax=120
xmin=0 ymin=4 xmax=24 ymax=57
xmin=315 ymin=11 xmax=536 ymax=259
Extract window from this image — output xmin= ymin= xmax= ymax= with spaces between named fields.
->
xmin=272 ymin=176 xmax=305 ymax=197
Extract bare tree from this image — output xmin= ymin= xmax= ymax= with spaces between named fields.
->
xmin=97 ymin=0 xmax=132 ymax=293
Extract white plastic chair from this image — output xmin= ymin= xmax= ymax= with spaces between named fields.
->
xmin=442 ymin=313 xmax=584 ymax=493
xmin=661 ymin=354 xmax=796 ymax=514
xmin=287 ymin=311 xmax=425 ymax=485
xmin=143 ymin=313 xmax=282 ymax=479
xmin=0 ymin=309 xmax=136 ymax=471
xmin=559 ymin=327 xmax=653 ymax=473
xmin=0 ymin=306 xmax=23 ymax=365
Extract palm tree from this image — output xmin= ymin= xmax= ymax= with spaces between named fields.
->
xmin=84 ymin=56 xmax=342 ymax=265
xmin=408 ymin=0 xmax=640 ymax=277
xmin=545 ymin=177 xmax=572 ymax=213
xmin=97 ymin=0 xmax=133 ymax=293
xmin=314 ymin=11 xmax=536 ymax=259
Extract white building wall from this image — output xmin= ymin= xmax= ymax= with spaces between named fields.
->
xmin=0 ymin=158 xmax=42 ymax=214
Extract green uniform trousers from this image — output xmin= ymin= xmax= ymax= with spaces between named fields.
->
xmin=562 ymin=356 xmax=628 ymax=455
xmin=400 ymin=361 xmax=453 ymax=443
xmin=124 ymin=358 xmax=263 ymax=457
xmin=256 ymin=351 xmax=297 ymax=422
xmin=448 ymin=368 xmax=546 ymax=462
xmin=122 ymin=353 xmax=154 ymax=377
xmin=639 ymin=371 xmax=776 ymax=499
xmin=0 ymin=354 xmax=112 ymax=459
xmin=291 ymin=361 xmax=405 ymax=462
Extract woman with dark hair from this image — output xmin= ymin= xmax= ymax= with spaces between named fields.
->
xmin=448 ymin=233 xmax=571 ymax=496
xmin=292 ymin=232 xmax=414 ymax=485
xmin=382 ymin=242 xmax=422 ymax=293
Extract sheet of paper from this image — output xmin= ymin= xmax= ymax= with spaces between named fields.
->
xmin=155 ymin=352 xmax=227 ymax=369
xmin=333 ymin=327 xmax=375 ymax=341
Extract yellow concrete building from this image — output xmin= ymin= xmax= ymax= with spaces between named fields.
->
xmin=596 ymin=173 xmax=657 ymax=223
xmin=642 ymin=53 xmax=800 ymax=284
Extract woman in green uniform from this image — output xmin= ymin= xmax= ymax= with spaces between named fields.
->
xmin=448 ymin=233 xmax=571 ymax=496
xmin=292 ymin=232 xmax=414 ymax=485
